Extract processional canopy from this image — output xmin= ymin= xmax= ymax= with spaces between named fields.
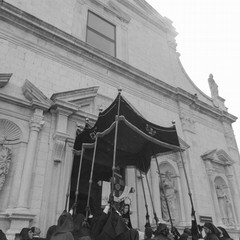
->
xmin=73 ymin=92 xmax=181 ymax=179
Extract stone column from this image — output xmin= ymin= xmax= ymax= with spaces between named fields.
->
xmin=150 ymin=158 xmax=162 ymax=222
xmin=226 ymin=166 xmax=240 ymax=227
xmin=17 ymin=109 xmax=44 ymax=209
xmin=46 ymin=104 xmax=77 ymax=224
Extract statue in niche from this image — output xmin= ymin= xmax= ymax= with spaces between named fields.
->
xmin=216 ymin=184 xmax=234 ymax=226
xmin=208 ymin=74 xmax=219 ymax=98
xmin=0 ymin=136 xmax=12 ymax=191
xmin=159 ymin=170 xmax=177 ymax=222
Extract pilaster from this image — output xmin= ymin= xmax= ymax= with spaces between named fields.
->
xmin=17 ymin=108 xmax=45 ymax=208
xmin=226 ymin=166 xmax=240 ymax=228
xmin=176 ymin=158 xmax=190 ymax=225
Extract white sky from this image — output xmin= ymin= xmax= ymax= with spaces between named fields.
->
xmin=146 ymin=0 xmax=240 ymax=149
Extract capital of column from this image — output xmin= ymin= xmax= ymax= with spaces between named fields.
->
xmin=29 ymin=117 xmax=44 ymax=132
xmin=29 ymin=109 xmax=44 ymax=132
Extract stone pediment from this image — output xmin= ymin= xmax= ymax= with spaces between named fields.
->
xmin=201 ymin=149 xmax=234 ymax=166
xmin=22 ymin=80 xmax=53 ymax=110
xmin=50 ymin=86 xmax=99 ymax=113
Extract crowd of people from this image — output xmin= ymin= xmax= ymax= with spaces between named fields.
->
xmin=0 ymin=203 xmax=235 ymax=240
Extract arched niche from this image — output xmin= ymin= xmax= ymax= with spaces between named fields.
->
xmin=214 ymin=176 xmax=234 ymax=227
xmin=0 ymin=118 xmax=22 ymax=210
xmin=158 ymin=161 xmax=181 ymax=224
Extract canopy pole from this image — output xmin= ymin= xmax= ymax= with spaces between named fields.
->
xmin=139 ymin=171 xmax=150 ymax=226
xmin=110 ymin=89 xmax=122 ymax=207
xmin=142 ymin=160 xmax=159 ymax=227
xmin=172 ymin=121 xmax=199 ymax=238
xmin=154 ymin=155 xmax=174 ymax=230
xmin=172 ymin=121 xmax=197 ymax=221
xmin=74 ymin=147 xmax=85 ymax=214
xmin=85 ymin=136 xmax=98 ymax=219
xmin=179 ymin=150 xmax=197 ymax=220
xmin=65 ymin=150 xmax=75 ymax=211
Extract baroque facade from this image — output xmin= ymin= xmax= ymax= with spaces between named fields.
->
xmin=0 ymin=0 xmax=240 ymax=239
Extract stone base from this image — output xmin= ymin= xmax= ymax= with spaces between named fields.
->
xmin=0 ymin=208 xmax=35 ymax=240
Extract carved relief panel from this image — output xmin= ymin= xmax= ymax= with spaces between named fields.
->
xmin=0 ymin=119 xmax=21 ymax=192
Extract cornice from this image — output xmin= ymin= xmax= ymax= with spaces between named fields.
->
xmin=51 ymin=86 xmax=99 ymax=105
xmin=175 ymin=88 xmax=237 ymax=124
xmin=22 ymin=80 xmax=53 ymax=110
xmin=0 ymin=1 xmax=237 ymax=125
xmin=0 ymin=92 xmax=32 ymax=109
xmin=201 ymin=148 xmax=234 ymax=166
xmin=0 ymin=73 xmax=12 ymax=88
xmin=51 ymin=86 xmax=99 ymax=116
xmin=116 ymin=0 xmax=167 ymax=34
xmin=89 ymin=0 xmax=131 ymax=23
xmin=116 ymin=0 xmax=177 ymax=38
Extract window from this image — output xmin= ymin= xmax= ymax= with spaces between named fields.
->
xmin=86 ymin=11 xmax=116 ymax=57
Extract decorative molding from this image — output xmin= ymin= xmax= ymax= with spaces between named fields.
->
xmin=52 ymin=132 xmax=69 ymax=163
xmin=29 ymin=108 xmax=45 ymax=132
xmin=201 ymin=149 xmax=234 ymax=166
xmin=51 ymin=86 xmax=99 ymax=108
xmin=76 ymin=0 xmax=85 ymax=4
xmin=0 ymin=137 xmax=12 ymax=191
xmin=116 ymin=0 xmax=178 ymax=38
xmin=179 ymin=112 xmax=196 ymax=134
xmin=22 ymin=80 xmax=53 ymax=110
xmin=108 ymin=1 xmax=131 ymax=23
xmin=0 ymin=119 xmax=22 ymax=144
xmin=0 ymin=73 xmax=12 ymax=88
xmin=0 ymin=211 xmax=35 ymax=221
xmin=89 ymin=0 xmax=131 ymax=23
xmin=0 ymin=92 xmax=32 ymax=109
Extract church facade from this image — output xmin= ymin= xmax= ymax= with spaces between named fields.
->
xmin=0 ymin=0 xmax=240 ymax=239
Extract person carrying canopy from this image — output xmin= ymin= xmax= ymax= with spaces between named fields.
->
xmin=50 ymin=211 xmax=74 ymax=240
xmin=203 ymin=223 xmax=220 ymax=240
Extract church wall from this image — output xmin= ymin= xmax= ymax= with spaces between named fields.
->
xmin=2 ymin=0 xmax=223 ymax=106
xmin=2 ymin=0 xmax=176 ymax=87
xmin=1 ymin=0 xmax=240 ymax=239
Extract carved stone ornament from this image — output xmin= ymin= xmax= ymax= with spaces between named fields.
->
xmin=0 ymin=119 xmax=21 ymax=191
xmin=180 ymin=112 xmax=196 ymax=133
xmin=0 ymin=136 xmax=12 ymax=191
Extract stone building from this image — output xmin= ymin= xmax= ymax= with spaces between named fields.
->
xmin=0 ymin=0 xmax=240 ymax=239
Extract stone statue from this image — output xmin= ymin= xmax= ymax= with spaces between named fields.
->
xmin=0 ymin=136 xmax=12 ymax=191
xmin=208 ymin=74 xmax=219 ymax=98
xmin=216 ymin=184 xmax=233 ymax=226
xmin=160 ymin=170 xmax=177 ymax=222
